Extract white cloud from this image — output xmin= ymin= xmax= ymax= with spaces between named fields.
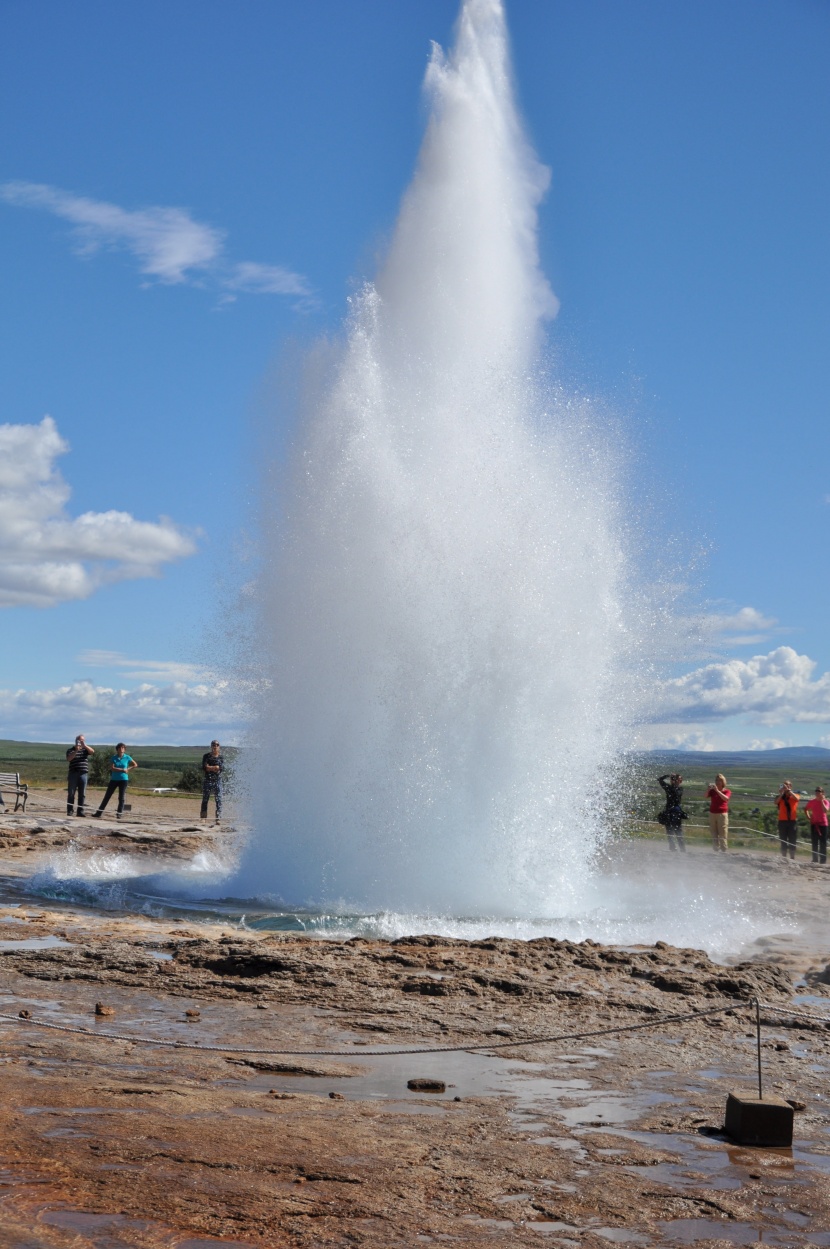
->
xmin=747 ymin=738 xmax=788 ymax=751
xmin=0 ymin=678 xmax=240 ymax=744
xmin=654 ymin=646 xmax=830 ymax=725
xmin=0 ymin=181 xmax=222 ymax=283
xmin=702 ymin=605 xmax=778 ymax=646
xmin=0 ymin=180 xmax=310 ymax=299
xmin=77 ymin=650 xmax=206 ymax=683
xmin=651 ymin=731 xmax=716 ymax=752
xmin=0 ymin=416 xmax=195 ymax=608
xmin=227 ymin=262 xmax=312 ymax=298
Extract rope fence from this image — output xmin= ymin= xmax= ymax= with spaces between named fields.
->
xmin=1 ymin=998 xmax=828 ymax=1059
xmin=636 ymin=819 xmax=823 ymax=854
xmin=1 ymin=795 xmax=821 ymax=850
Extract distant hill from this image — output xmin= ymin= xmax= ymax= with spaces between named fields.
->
xmin=0 ymin=739 xmax=224 ymax=762
xmin=640 ymin=746 xmax=830 ymax=767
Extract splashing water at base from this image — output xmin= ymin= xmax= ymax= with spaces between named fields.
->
xmin=16 ymin=841 xmax=800 ymax=968
xmin=229 ymin=0 xmax=655 ymax=917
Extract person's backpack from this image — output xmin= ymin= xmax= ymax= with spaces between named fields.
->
xmin=659 ymin=805 xmax=687 ymax=826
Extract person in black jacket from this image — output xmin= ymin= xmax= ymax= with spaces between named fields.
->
xmin=658 ymin=773 xmax=687 ymax=852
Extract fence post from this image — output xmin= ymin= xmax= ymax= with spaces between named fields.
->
xmin=755 ymin=997 xmax=763 ymax=1100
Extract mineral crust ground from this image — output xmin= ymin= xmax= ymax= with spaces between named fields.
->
xmin=1 ymin=807 xmax=830 ymax=1247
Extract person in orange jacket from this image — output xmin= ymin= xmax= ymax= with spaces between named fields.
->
xmin=775 ymin=780 xmax=800 ymax=860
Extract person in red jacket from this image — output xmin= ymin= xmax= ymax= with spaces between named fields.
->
xmin=775 ymin=781 xmax=801 ymax=860
xmin=804 ymin=786 xmax=829 ymax=865
xmin=705 ymin=773 xmax=731 ymax=852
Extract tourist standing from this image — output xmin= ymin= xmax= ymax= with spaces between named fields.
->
xmin=200 ymin=740 xmax=224 ymax=823
xmin=705 ymin=774 xmax=731 ymax=852
xmin=775 ymin=781 xmax=800 ymax=860
xmin=66 ymin=734 xmax=95 ymax=817
xmin=658 ymin=773 xmax=687 ymax=852
xmin=92 ymin=744 xmax=137 ymax=820
xmin=804 ymin=786 xmax=829 ymax=865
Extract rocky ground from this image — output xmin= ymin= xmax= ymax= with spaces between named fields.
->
xmin=0 ymin=812 xmax=830 ymax=1247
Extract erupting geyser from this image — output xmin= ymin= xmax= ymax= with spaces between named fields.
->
xmin=236 ymin=0 xmax=647 ymax=915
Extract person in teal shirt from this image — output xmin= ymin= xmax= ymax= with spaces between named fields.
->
xmin=92 ymin=743 xmax=138 ymax=820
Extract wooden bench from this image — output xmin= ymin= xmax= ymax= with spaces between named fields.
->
xmin=0 ymin=772 xmax=28 ymax=813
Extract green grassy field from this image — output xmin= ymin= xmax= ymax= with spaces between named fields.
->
xmin=3 ymin=740 xmax=827 ymax=833
xmin=0 ymin=739 xmax=238 ymax=791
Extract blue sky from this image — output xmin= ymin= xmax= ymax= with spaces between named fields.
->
xmin=1 ymin=0 xmax=829 ymax=748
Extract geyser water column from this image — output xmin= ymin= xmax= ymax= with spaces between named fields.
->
xmin=237 ymin=0 xmax=642 ymax=915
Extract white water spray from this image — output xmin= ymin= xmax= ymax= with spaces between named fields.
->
xmin=236 ymin=0 xmax=645 ymax=914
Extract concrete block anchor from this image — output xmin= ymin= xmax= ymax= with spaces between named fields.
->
xmin=724 ymin=1092 xmax=794 ymax=1147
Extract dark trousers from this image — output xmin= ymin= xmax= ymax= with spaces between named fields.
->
xmin=811 ymin=824 xmax=828 ymax=864
xmin=97 ymin=780 xmax=128 ymax=815
xmin=665 ymin=825 xmax=686 ymax=852
xmin=200 ymin=780 xmax=222 ymax=819
xmin=67 ymin=772 xmax=88 ymax=814
xmin=778 ymin=819 xmax=798 ymax=859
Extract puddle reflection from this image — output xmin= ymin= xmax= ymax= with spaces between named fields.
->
xmin=657 ymin=1215 xmax=830 ymax=1246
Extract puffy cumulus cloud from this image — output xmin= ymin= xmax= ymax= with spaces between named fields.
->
xmin=747 ymin=738 xmax=788 ymax=751
xmin=655 ymin=646 xmax=830 ymax=725
xmin=0 ymin=678 xmax=241 ymax=745
xmin=0 ymin=416 xmax=195 ymax=608
xmin=0 ymin=181 xmax=310 ymax=300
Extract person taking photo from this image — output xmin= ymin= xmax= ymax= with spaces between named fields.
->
xmin=705 ymin=773 xmax=731 ymax=853
xmin=66 ymin=733 xmax=95 ymax=817
xmin=775 ymin=780 xmax=801 ymax=860
xmin=657 ymin=773 xmax=687 ymax=852
xmin=804 ymin=786 xmax=829 ymax=865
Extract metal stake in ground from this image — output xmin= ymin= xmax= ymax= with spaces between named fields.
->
xmin=724 ymin=997 xmax=793 ymax=1146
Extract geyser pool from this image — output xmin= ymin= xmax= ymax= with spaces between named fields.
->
xmin=230 ymin=0 xmax=651 ymax=916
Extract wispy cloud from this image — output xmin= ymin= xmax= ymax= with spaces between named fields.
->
xmin=650 ymin=730 xmax=716 ymax=752
xmin=77 ymin=651 xmax=207 ymax=683
xmin=226 ymin=261 xmax=312 ymax=298
xmin=1 ymin=181 xmax=222 ymax=284
xmin=704 ymin=605 xmax=778 ymax=645
xmin=0 ymin=415 xmax=195 ymax=608
xmin=0 ymin=180 xmax=311 ymax=300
